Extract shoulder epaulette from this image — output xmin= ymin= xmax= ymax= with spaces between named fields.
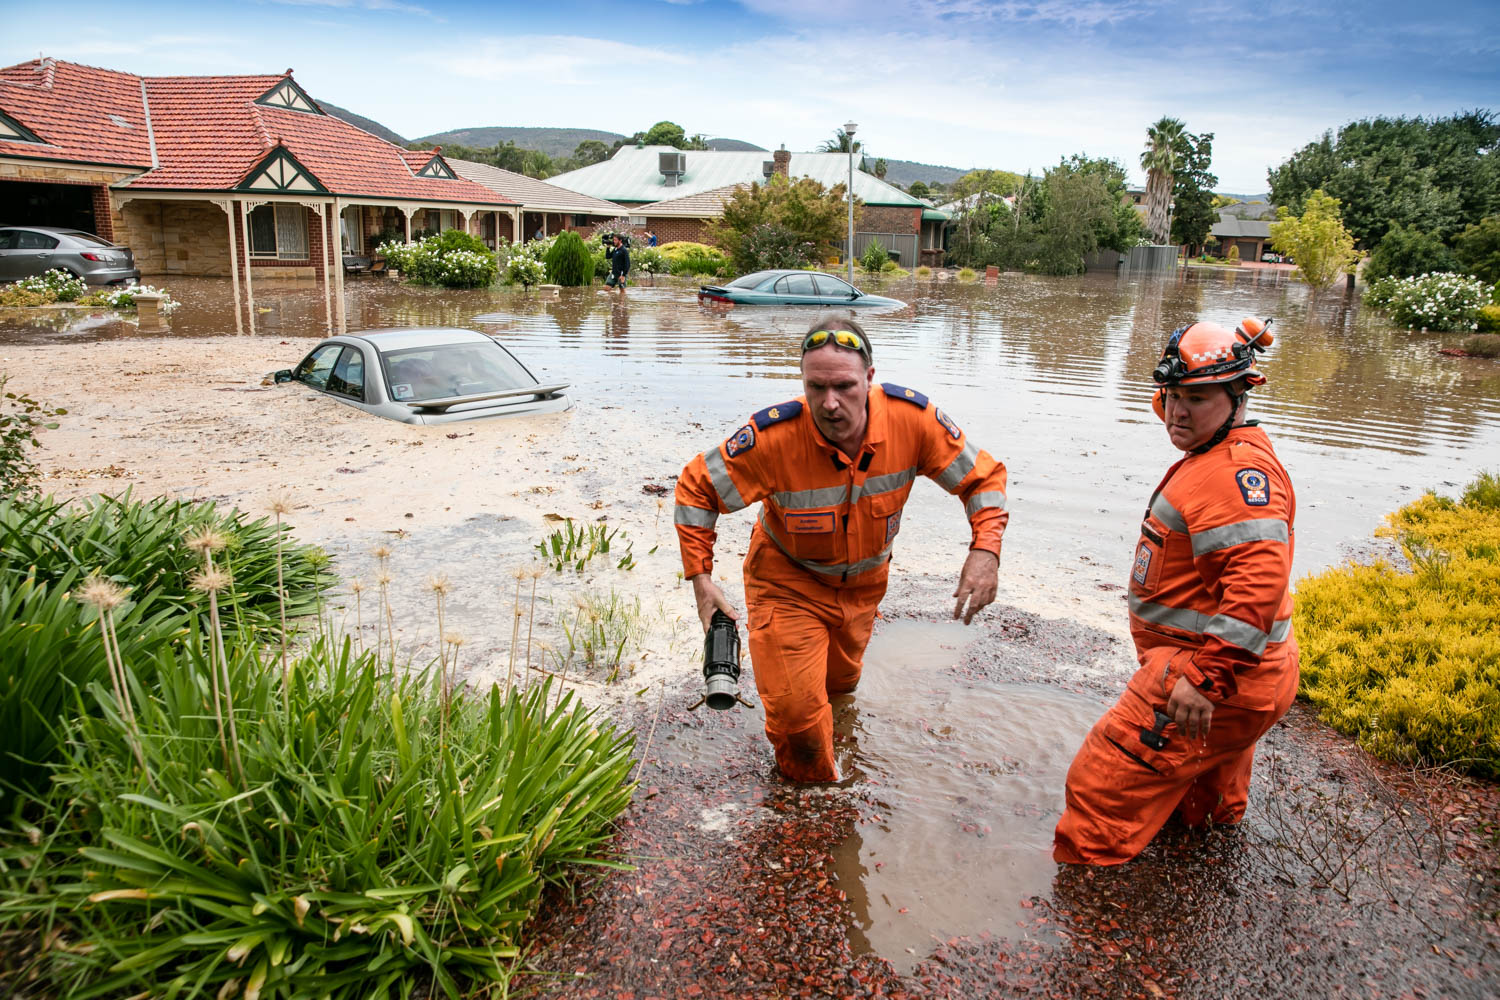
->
xmin=882 ymin=383 xmax=929 ymax=408
xmin=752 ymin=400 xmax=803 ymax=430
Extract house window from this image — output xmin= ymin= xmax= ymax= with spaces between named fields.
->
xmin=249 ymin=204 xmax=309 ymax=260
xmin=573 ymin=214 xmax=588 ymax=227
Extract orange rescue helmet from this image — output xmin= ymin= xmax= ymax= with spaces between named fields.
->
xmin=1151 ymin=317 xmax=1274 ymax=422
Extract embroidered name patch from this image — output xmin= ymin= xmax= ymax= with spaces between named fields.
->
xmin=934 ymin=407 xmax=962 ymax=440
xmin=786 ymin=511 xmax=835 ymax=534
xmin=1132 ymin=542 xmax=1153 ymax=585
xmin=725 ymin=424 xmax=755 ymax=458
xmin=1235 ymin=468 xmax=1270 ymax=506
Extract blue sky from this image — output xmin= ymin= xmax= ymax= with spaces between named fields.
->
xmin=4 ymin=0 xmax=1497 ymax=193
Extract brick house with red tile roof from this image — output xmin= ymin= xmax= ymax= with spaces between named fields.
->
xmin=0 ymin=57 xmax=531 ymax=330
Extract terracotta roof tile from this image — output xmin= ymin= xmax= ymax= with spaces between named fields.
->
xmin=0 ymin=57 xmax=516 ymax=206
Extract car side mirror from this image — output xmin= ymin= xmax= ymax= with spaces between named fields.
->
xmin=848 ymin=290 xmax=860 ymax=299
xmin=273 ymin=369 xmax=294 ymax=383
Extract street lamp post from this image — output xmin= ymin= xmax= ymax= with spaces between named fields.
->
xmin=844 ymin=120 xmax=858 ymax=284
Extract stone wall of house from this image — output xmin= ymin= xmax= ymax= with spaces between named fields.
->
xmin=859 ymin=206 xmax=921 ymax=234
xmin=111 ymin=198 xmax=329 ymax=279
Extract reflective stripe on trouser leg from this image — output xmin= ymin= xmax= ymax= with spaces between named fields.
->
xmin=1053 ymin=688 xmax=1289 ymax=865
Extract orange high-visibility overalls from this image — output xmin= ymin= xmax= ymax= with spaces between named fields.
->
xmin=676 ymin=384 xmax=1009 ymax=782
xmin=1054 ymin=425 xmax=1298 ymax=864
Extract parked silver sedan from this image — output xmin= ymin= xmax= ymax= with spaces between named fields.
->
xmin=0 ymin=225 xmax=140 ymax=285
xmin=271 ymin=329 xmax=571 ymax=425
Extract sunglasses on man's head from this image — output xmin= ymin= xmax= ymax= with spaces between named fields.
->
xmin=801 ymin=329 xmax=870 ymax=363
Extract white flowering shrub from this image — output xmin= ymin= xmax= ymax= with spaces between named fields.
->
xmin=377 ymin=231 xmax=498 ymax=288
xmin=1364 ymin=271 xmax=1489 ymax=331
xmin=501 ymin=243 xmax=547 ymax=287
xmin=18 ymin=269 xmax=87 ymax=302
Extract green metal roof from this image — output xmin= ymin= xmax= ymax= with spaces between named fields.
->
xmin=546 ymin=146 xmax=924 ymax=207
xmin=921 ymin=208 xmax=950 ymax=221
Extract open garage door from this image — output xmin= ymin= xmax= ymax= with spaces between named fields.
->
xmin=0 ymin=180 xmax=97 ymax=233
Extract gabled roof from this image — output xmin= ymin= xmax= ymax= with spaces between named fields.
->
xmin=446 ymin=158 xmax=625 ymax=215
xmin=547 ymin=146 xmax=925 ymax=207
xmin=1211 ymin=217 xmax=1272 ymax=239
xmin=0 ymin=57 xmax=517 ymax=207
xmin=0 ymin=58 xmax=153 ymax=166
xmin=634 ymin=183 xmax=747 ymax=217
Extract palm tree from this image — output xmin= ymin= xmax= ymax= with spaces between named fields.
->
xmin=818 ymin=129 xmax=861 ymax=154
xmin=1140 ymin=117 xmax=1185 ymax=244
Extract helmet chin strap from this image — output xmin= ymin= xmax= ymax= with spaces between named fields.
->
xmin=1190 ymin=384 xmax=1246 ymax=455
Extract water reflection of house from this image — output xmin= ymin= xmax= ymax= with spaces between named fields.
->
xmin=446 ymin=158 xmax=625 ymax=243
xmin=546 ymin=144 xmax=937 ymax=267
xmin=0 ymin=57 xmax=521 ymax=331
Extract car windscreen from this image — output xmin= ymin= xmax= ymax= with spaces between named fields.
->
xmin=59 ymin=231 xmax=114 ymax=247
xmin=381 ymin=342 xmax=536 ymax=402
xmin=726 ymin=271 xmax=775 ymax=289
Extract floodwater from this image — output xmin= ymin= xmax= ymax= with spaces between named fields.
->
xmin=5 ymin=268 xmax=1499 ymax=984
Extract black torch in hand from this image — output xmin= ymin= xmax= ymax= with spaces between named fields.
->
xmin=702 ymin=609 xmax=743 ymax=710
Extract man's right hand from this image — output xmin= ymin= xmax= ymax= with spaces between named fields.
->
xmin=689 ymin=573 xmax=739 ymax=633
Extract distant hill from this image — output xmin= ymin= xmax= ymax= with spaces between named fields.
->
xmin=415 ymin=126 xmax=627 ymax=158
xmin=875 ymin=158 xmax=970 ymax=189
xmin=706 ymin=138 xmax=766 ymax=151
xmin=317 ymin=99 xmax=408 ymax=146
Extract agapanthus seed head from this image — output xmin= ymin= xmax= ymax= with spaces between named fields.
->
xmin=190 ymin=568 xmax=233 ymax=594
xmin=443 ymin=632 xmax=465 ymax=647
xmin=350 ymin=578 xmax=365 ymax=594
xmin=269 ymin=494 xmax=293 ymax=516
xmin=512 ymin=567 xmax=528 ymax=581
xmin=77 ymin=574 xmax=126 ymax=611
xmin=428 ymin=574 xmax=451 ymax=596
xmin=376 ymin=571 xmax=393 ymax=586
xmin=183 ymin=526 xmax=228 ymax=555
xmin=373 ymin=545 xmax=391 ymax=562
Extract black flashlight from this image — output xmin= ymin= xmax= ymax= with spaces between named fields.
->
xmin=702 ymin=610 xmax=742 ymax=710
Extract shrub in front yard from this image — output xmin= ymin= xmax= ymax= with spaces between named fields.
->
xmin=378 ymin=231 xmax=498 ymax=289
xmin=1363 ymin=271 xmax=1489 ymax=331
xmin=544 ymin=231 xmax=593 ymax=287
xmin=1 ymin=638 xmax=635 ymax=999
xmin=0 ymin=493 xmax=332 ymax=797
xmin=736 ymin=224 xmax=817 ymax=273
xmin=0 ymin=373 xmax=65 ymax=497
xmin=1294 ymin=472 xmax=1500 ymax=777
xmin=861 ymin=239 xmax=889 ymax=273
xmin=18 ymin=269 xmax=86 ymax=302
xmin=1458 ymin=333 xmax=1500 ymax=357
xmin=658 ymin=241 xmax=727 ymax=277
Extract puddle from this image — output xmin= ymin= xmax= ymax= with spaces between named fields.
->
xmin=831 ymin=621 xmax=1102 ymax=972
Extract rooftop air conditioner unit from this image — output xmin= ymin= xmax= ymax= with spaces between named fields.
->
xmin=659 ymin=151 xmax=686 ymax=186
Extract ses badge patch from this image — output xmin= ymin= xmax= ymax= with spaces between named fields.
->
xmin=934 ymin=407 xmax=962 ymax=440
xmin=1132 ymin=541 xmax=1152 ymax=585
xmin=1235 ymin=468 xmax=1271 ymax=506
xmin=725 ymin=424 xmax=756 ymax=458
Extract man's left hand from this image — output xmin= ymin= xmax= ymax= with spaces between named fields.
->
xmin=952 ymin=549 xmax=999 ymax=624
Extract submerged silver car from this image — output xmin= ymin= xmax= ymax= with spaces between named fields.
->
xmin=272 ymin=328 xmax=571 ymax=425
xmin=0 ymin=225 xmax=140 ymax=285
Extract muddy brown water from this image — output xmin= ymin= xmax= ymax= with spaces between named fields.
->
xmin=4 ymin=269 xmax=1499 ymax=986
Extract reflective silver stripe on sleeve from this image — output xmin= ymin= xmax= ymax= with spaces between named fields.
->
xmin=758 ymin=512 xmax=894 ymax=579
xmin=964 ymin=491 xmax=1008 ymax=518
xmin=674 ymin=505 xmax=718 ymax=528
xmin=1129 ymin=595 xmax=1293 ymax=650
xmin=935 ymin=441 xmax=978 ymax=493
xmin=702 ymin=447 xmax=747 ymax=512
xmin=1205 ymin=614 xmax=1271 ymax=655
xmin=1150 ymin=493 xmax=1189 ymax=533
xmin=1190 ymin=518 xmax=1289 ymax=556
xmin=772 ymin=484 xmax=849 ymax=510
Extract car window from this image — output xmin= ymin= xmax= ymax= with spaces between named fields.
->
xmin=812 ymin=274 xmax=855 ymax=297
xmin=15 ymin=231 xmax=59 ymax=250
xmin=294 ymin=344 xmax=344 ymax=391
xmin=726 ymin=270 xmax=774 ymax=289
xmin=0 ymin=231 xmax=17 ymax=251
xmin=326 ymin=347 xmax=365 ymax=400
xmin=383 ymin=342 xmax=536 ymax=402
xmin=60 ymin=231 xmax=112 ymax=247
xmin=775 ymin=274 xmax=817 ymax=296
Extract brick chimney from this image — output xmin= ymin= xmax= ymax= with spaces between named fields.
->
xmin=772 ymin=145 xmax=791 ymax=177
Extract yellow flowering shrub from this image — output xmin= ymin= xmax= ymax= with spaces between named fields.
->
xmin=1294 ymin=472 xmax=1500 ymax=777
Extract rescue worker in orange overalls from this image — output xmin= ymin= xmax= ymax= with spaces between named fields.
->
xmin=674 ymin=317 xmax=1010 ymax=783
xmin=1054 ymin=317 xmax=1298 ymax=865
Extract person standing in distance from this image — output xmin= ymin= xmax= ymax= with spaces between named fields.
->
xmin=605 ymin=234 xmax=630 ymax=294
xmin=1054 ymin=318 xmax=1298 ymax=865
xmin=674 ymin=317 xmax=1010 ymax=782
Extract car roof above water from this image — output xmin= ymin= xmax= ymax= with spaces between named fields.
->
xmin=349 ymin=328 xmax=495 ymax=353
